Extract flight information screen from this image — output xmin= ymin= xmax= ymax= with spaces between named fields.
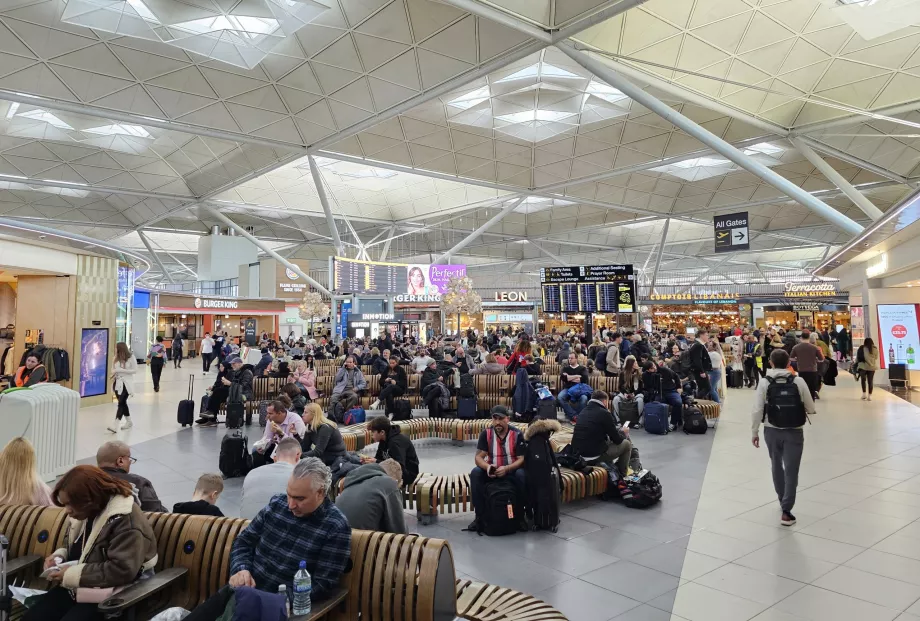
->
xmin=540 ymin=265 xmax=636 ymax=313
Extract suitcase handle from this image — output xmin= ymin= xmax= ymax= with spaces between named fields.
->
xmin=188 ymin=374 xmax=194 ymax=400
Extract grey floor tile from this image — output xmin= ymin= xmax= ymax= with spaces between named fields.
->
xmin=533 ymin=578 xmax=642 ymax=621
xmin=580 ymin=560 xmax=680 ymax=602
xmin=570 ymin=528 xmax=663 ymax=559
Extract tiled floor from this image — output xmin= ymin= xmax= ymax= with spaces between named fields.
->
xmin=73 ymin=364 xmax=920 ymax=621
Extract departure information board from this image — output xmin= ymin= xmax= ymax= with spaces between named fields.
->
xmin=540 ymin=265 xmax=636 ymax=314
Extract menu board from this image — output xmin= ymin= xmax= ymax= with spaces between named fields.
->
xmin=877 ymin=304 xmax=920 ymax=370
xmin=540 ymin=265 xmax=636 ymax=313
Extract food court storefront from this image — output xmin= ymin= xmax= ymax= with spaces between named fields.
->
xmin=645 ymin=293 xmax=748 ymax=333
xmin=149 ymin=292 xmax=287 ymax=353
xmin=754 ymin=283 xmax=850 ymax=332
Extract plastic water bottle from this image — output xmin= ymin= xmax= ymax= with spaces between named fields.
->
xmin=293 ymin=560 xmax=311 ymax=616
xmin=278 ymin=584 xmax=291 ymax=618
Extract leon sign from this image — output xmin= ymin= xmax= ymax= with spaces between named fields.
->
xmin=494 ymin=291 xmax=529 ymax=302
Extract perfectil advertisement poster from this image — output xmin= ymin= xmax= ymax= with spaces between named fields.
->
xmin=406 ymin=264 xmax=466 ymax=295
xmin=876 ymin=304 xmax=920 ymax=370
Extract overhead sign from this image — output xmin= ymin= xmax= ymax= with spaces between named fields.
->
xmin=276 ymin=259 xmax=310 ymax=297
xmin=783 ymin=282 xmax=837 ymax=298
xmin=332 ymin=257 xmax=466 ymax=295
xmin=194 ymin=297 xmax=239 ymax=309
xmin=539 ymin=265 xmax=636 ymax=314
xmin=714 ymin=211 xmax=749 ymax=253
xmin=494 ymin=291 xmax=529 ymax=302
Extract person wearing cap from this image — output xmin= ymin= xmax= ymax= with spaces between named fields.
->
xmin=468 ymin=406 xmax=527 ymax=531
xmin=420 ymin=358 xmax=449 ymax=418
xmin=197 ymin=355 xmax=255 ymax=425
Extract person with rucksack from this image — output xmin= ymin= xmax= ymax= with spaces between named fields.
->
xmin=605 ymin=333 xmax=623 ymax=377
xmin=641 ymin=360 xmax=684 ymax=431
xmin=752 ymin=348 xmax=815 ymax=527
xmin=570 ymin=391 xmax=632 ymax=476
xmin=467 ymin=406 xmax=527 ymax=533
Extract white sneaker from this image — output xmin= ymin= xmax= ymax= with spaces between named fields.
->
xmin=867 ymin=395 xmax=872 ymax=401
xmin=861 ymin=394 xmax=867 ymax=400
xmin=121 ymin=419 xmax=133 ymax=429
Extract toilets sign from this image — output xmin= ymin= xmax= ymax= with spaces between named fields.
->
xmin=713 ymin=211 xmax=749 ymax=254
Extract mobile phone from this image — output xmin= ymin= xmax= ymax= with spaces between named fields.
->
xmin=488 ymin=465 xmax=496 ymax=476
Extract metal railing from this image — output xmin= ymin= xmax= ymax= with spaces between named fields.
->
xmin=157 ymin=279 xmax=239 ymax=296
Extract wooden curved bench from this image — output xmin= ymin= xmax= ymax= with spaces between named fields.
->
xmin=457 ymin=580 xmax=567 ymax=621
xmin=0 ymin=506 xmax=462 ymax=621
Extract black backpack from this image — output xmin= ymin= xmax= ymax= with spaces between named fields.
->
xmin=619 ymin=471 xmax=662 ymax=508
xmin=480 ymin=478 xmax=523 ymax=536
xmin=458 ymin=373 xmax=476 ymax=398
xmin=683 ymin=405 xmax=707 ymax=434
xmin=556 ymin=444 xmax=587 ymax=471
xmin=219 ymin=430 xmax=252 ymax=478
xmin=595 ymin=348 xmax=607 ymax=370
xmin=525 ymin=432 xmax=562 ymax=532
xmin=764 ymin=374 xmax=808 ymax=428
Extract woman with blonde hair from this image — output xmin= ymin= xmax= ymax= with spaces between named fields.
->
xmin=108 ymin=341 xmax=137 ymax=433
xmin=300 ymin=402 xmax=347 ymax=466
xmin=0 ymin=437 xmax=53 ymax=505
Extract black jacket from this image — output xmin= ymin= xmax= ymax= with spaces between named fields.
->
xmin=372 ymin=356 xmax=389 ymax=377
xmin=100 ymin=467 xmax=167 ymax=513
xmin=172 ymin=500 xmax=224 ymax=517
xmin=687 ymin=340 xmax=711 ymax=373
xmin=381 ymin=364 xmax=408 ymax=391
xmin=420 ymin=367 xmax=440 ymax=392
xmin=302 ymin=423 xmax=347 ymax=466
xmin=571 ymin=400 xmax=623 ymax=457
xmin=631 ymin=340 xmax=652 ymax=362
xmin=642 ymin=365 xmax=680 ymax=395
xmin=375 ymin=426 xmax=420 ymax=486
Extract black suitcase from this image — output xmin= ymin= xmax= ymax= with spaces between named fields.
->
xmin=733 ymin=369 xmax=743 ymax=388
xmin=536 ymin=399 xmax=557 ymax=421
xmin=458 ymin=397 xmax=477 ymax=419
xmin=526 ymin=433 xmax=561 ymax=532
xmin=178 ymin=375 xmax=195 ymax=427
xmin=725 ymin=366 xmax=736 ymax=388
xmin=219 ymin=430 xmax=251 ymax=478
xmin=393 ymin=399 xmax=412 ymax=421
xmin=226 ymin=401 xmax=244 ymax=429
xmin=617 ymin=398 xmax=640 ymax=426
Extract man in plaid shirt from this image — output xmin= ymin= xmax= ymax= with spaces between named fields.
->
xmin=186 ymin=458 xmax=351 ymax=619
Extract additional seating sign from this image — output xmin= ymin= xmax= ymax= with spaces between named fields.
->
xmin=713 ymin=211 xmax=749 ymax=253
xmin=540 ymin=265 xmax=636 ymax=314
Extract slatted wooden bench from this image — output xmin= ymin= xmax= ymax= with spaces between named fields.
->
xmin=1 ymin=506 xmax=461 ymax=621
xmin=456 ymin=580 xmax=567 ymax=621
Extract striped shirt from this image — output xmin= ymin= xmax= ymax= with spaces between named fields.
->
xmin=477 ymin=427 xmax=524 ymax=467
xmin=230 ymin=496 xmax=351 ymax=599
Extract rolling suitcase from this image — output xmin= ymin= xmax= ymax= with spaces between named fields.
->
xmin=219 ymin=430 xmax=251 ymax=478
xmin=458 ymin=397 xmax=477 ymax=420
xmin=643 ymin=401 xmax=670 ymax=435
xmin=726 ymin=366 xmax=737 ymax=388
xmin=178 ymin=375 xmax=195 ymax=427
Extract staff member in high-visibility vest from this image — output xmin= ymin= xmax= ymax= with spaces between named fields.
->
xmin=14 ymin=353 xmax=46 ymax=387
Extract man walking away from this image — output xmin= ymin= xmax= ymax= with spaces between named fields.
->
xmin=752 ymin=349 xmax=814 ymax=527
xmin=791 ymin=330 xmax=824 ymax=400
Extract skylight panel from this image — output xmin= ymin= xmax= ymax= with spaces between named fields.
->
xmin=448 ymin=86 xmax=490 ymax=110
xmin=83 ymin=124 xmax=152 ymax=138
xmin=16 ymin=110 xmax=73 ymax=130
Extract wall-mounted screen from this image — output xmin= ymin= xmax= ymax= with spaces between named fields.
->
xmin=79 ymin=328 xmax=109 ymax=397
xmin=877 ymin=304 xmax=920 ymax=370
xmin=540 ymin=265 xmax=636 ymax=314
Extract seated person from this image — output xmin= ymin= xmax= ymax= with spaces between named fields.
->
xmin=14 ymin=352 xmax=46 ymax=386
xmin=27 ymin=466 xmax=157 ymax=621
xmin=190 ymin=458 xmax=351 ymax=620
xmin=282 ymin=382 xmax=307 ymax=414
xmin=379 ymin=355 xmax=408 ymax=416
xmin=252 ymin=399 xmax=306 ymax=469
xmin=557 ymin=352 xmax=590 ymax=421
xmin=173 ymin=473 xmax=225 ymax=516
xmin=570 ymin=390 xmax=633 ymax=476
xmin=330 ymin=355 xmax=367 ymax=413
xmin=468 ymin=406 xmax=526 ymax=531
xmin=240 ymin=438 xmax=301 ymax=520
xmin=614 ymin=355 xmax=644 ymax=427
xmin=197 ymin=356 xmax=254 ymax=425
xmin=367 ymin=415 xmax=420 ymax=486
xmin=335 ymin=459 xmax=408 ymax=534
xmin=420 ymin=359 xmax=449 ymax=418
xmin=471 ymin=352 xmax=504 ymax=375
xmin=641 ymin=360 xmax=684 ymax=431
xmin=241 ymin=437 xmax=302 ymax=520
xmin=253 ymin=347 xmax=273 ymax=377
xmin=301 ymin=403 xmax=347 ymax=466
xmin=411 ymin=349 xmax=434 ymax=374
xmin=96 ymin=440 xmax=167 ymax=512
xmin=373 ymin=348 xmax=391 ymax=376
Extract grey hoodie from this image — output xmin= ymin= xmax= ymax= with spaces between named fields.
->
xmin=334 ymin=464 xmax=407 ymax=534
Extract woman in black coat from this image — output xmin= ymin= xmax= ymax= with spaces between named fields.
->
xmin=379 ymin=356 xmax=408 ymax=415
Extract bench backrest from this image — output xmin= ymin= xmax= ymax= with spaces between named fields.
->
xmin=0 ymin=506 xmax=457 ymax=621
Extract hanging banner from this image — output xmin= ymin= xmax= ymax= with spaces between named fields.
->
xmin=714 ymin=211 xmax=749 ymax=253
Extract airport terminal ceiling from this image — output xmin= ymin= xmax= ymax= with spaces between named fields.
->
xmin=0 ymin=0 xmax=919 ymax=290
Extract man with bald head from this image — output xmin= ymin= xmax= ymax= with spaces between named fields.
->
xmin=96 ymin=440 xmax=167 ymax=512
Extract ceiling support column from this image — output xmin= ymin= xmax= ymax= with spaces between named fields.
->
xmin=790 ymin=137 xmax=885 ymax=220
xmin=202 ymin=205 xmax=331 ymax=297
xmin=434 ymin=197 xmax=525 ymax=264
xmin=379 ymin=226 xmax=396 ymax=261
xmin=648 ymin=218 xmax=670 ymax=295
xmin=307 ymin=155 xmax=345 ymax=257
xmin=556 ymin=42 xmax=865 ymax=237
xmin=138 ymin=230 xmax=175 ymax=284
xmin=528 ymin=240 xmax=567 ymax=266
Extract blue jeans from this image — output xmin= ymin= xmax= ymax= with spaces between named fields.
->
xmin=707 ymin=369 xmax=721 ymax=403
xmin=661 ymin=389 xmax=683 ymax=426
xmin=557 ymin=388 xmax=588 ymax=420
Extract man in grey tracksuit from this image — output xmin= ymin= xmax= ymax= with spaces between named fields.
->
xmin=334 ymin=462 xmax=407 ymax=533
xmin=751 ymin=348 xmax=815 ymax=527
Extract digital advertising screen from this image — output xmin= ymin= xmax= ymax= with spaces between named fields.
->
xmin=332 ymin=257 xmax=466 ymax=296
xmin=540 ymin=265 xmax=636 ymax=314
xmin=79 ymin=328 xmax=109 ymax=397
xmin=877 ymin=304 xmax=920 ymax=370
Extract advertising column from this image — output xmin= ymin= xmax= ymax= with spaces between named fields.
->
xmin=876 ymin=304 xmax=920 ymax=370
